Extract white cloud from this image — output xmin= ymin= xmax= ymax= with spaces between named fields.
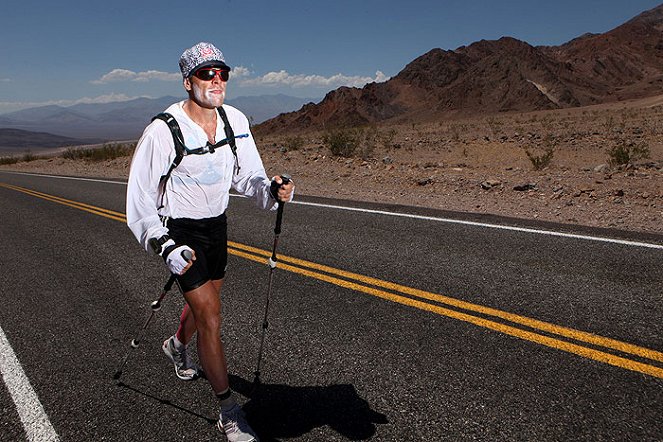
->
xmin=374 ymin=71 xmax=389 ymax=83
xmin=92 ymin=66 xmax=254 ymax=84
xmin=89 ymin=66 xmax=389 ymax=92
xmin=231 ymin=66 xmax=253 ymax=78
xmin=239 ymin=70 xmax=389 ymax=89
xmin=92 ymin=69 xmax=181 ymax=84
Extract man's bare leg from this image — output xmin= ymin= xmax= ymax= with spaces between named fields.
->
xmin=182 ymin=279 xmax=229 ymax=393
xmin=175 ymin=279 xmax=223 ymax=342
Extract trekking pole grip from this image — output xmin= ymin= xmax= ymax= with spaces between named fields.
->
xmin=273 ymin=174 xmax=291 ymax=235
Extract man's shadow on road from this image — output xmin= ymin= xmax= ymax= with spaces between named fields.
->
xmin=229 ymin=374 xmax=388 ymax=441
xmin=116 ymin=374 xmax=388 ymax=441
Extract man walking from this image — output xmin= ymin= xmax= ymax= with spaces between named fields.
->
xmin=126 ymin=42 xmax=294 ymax=442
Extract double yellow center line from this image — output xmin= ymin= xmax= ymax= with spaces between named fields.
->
xmin=0 ymin=182 xmax=126 ymax=222
xmin=3 ymin=181 xmax=662 ymax=379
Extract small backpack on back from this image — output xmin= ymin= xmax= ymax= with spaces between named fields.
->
xmin=152 ymin=106 xmax=245 ymax=208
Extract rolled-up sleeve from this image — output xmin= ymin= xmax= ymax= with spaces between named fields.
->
xmin=126 ymin=121 xmax=174 ymax=251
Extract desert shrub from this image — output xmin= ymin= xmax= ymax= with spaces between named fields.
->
xmin=607 ymin=139 xmax=650 ymax=166
xmin=322 ymin=126 xmax=381 ymax=159
xmin=524 ymin=134 xmax=556 ymax=170
xmin=62 ymin=142 xmax=135 ymax=162
xmin=0 ymin=156 xmax=20 ymax=165
xmin=22 ymin=151 xmax=38 ymax=162
xmin=323 ymin=128 xmax=361 ymax=157
xmin=61 ymin=148 xmax=77 ymax=160
xmin=539 ymin=115 xmax=555 ymax=132
xmin=603 ymin=114 xmax=627 ymax=135
xmin=379 ymin=128 xmax=398 ymax=148
xmin=524 ymin=147 xmax=554 ymax=170
xmin=283 ymin=135 xmax=305 ymax=151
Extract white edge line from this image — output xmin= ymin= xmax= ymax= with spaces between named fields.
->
xmin=289 ymin=200 xmax=663 ymax=250
xmin=0 ymin=325 xmax=60 ymax=441
xmin=3 ymin=171 xmax=661 ymax=250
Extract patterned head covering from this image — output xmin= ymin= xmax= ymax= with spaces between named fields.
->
xmin=179 ymin=42 xmax=230 ymax=79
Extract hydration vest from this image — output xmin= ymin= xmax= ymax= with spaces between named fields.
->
xmin=152 ymin=106 xmax=247 ymax=209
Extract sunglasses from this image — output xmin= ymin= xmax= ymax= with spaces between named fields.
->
xmin=193 ymin=67 xmax=230 ymax=82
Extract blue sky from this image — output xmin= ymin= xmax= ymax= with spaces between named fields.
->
xmin=0 ymin=0 xmax=660 ymax=114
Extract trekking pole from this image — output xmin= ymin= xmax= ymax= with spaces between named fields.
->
xmin=253 ymin=174 xmax=291 ymax=387
xmin=113 ymin=250 xmax=192 ymax=381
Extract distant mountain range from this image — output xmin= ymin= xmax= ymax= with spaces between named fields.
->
xmin=0 ymin=94 xmax=317 ymax=145
xmin=258 ymin=4 xmax=663 ymax=133
xmin=0 ymin=128 xmax=101 ymax=153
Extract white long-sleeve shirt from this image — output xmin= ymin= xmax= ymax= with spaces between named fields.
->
xmin=126 ymin=101 xmax=276 ymax=252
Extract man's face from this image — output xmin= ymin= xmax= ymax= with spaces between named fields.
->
xmin=185 ymin=66 xmax=228 ymax=108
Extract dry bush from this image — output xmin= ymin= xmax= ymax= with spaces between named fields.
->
xmin=323 ymin=128 xmax=362 ymax=157
xmin=524 ymin=134 xmax=556 ymax=170
xmin=0 ymin=156 xmax=20 ymax=165
xmin=62 ymin=142 xmax=135 ymax=161
xmin=379 ymin=128 xmax=398 ymax=148
xmin=283 ymin=135 xmax=305 ymax=151
xmin=607 ymin=139 xmax=650 ymax=166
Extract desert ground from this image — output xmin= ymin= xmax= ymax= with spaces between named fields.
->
xmin=3 ymin=97 xmax=662 ymax=235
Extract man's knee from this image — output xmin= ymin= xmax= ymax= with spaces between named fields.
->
xmin=185 ymin=283 xmax=220 ymax=327
xmin=196 ymin=309 xmax=220 ymax=332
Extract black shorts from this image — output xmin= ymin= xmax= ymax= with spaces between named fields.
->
xmin=166 ymin=213 xmax=228 ymax=292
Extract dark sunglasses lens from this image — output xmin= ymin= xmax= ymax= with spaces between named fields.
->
xmin=195 ymin=69 xmax=215 ymax=81
xmin=194 ymin=69 xmax=229 ymax=81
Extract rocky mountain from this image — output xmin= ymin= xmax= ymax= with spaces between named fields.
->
xmin=539 ymin=4 xmax=663 ymax=103
xmin=0 ymin=94 xmax=317 ymax=141
xmin=258 ymin=4 xmax=663 ymax=133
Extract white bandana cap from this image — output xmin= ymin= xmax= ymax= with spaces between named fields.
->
xmin=179 ymin=42 xmax=230 ymax=79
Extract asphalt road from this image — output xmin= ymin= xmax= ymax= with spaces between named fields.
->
xmin=0 ymin=170 xmax=662 ymax=442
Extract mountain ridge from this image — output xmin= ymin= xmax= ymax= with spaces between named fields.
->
xmin=257 ymin=4 xmax=663 ymax=134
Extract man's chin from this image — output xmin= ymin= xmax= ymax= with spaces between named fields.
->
xmin=208 ymin=96 xmax=225 ymax=107
xmin=196 ymin=99 xmax=224 ymax=109
xmin=190 ymin=88 xmax=225 ymax=108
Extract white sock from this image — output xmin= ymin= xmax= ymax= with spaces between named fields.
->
xmin=217 ymin=388 xmax=237 ymax=412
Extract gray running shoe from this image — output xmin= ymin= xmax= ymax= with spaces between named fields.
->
xmin=161 ymin=336 xmax=200 ymax=381
xmin=217 ymin=404 xmax=259 ymax=442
